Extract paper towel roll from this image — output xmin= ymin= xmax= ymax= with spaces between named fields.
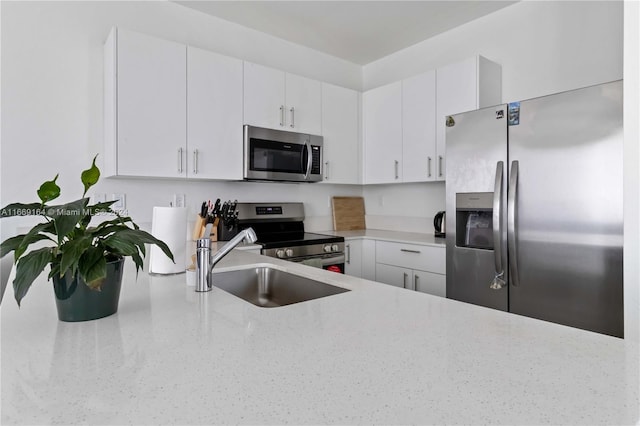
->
xmin=149 ymin=207 xmax=187 ymax=274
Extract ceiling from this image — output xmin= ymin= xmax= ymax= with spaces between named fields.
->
xmin=175 ymin=1 xmax=517 ymax=65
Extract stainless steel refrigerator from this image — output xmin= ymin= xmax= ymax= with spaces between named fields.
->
xmin=445 ymin=80 xmax=623 ymax=338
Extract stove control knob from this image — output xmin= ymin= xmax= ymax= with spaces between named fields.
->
xmin=285 ymin=249 xmax=294 ymax=257
xmin=331 ymin=244 xmax=340 ymax=252
xmin=323 ymin=245 xmax=332 ymax=253
xmin=276 ymin=249 xmax=286 ymax=258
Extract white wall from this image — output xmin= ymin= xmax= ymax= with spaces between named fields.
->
xmin=0 ymin=1 xmax=363 ymax=247
xmin=362 ymin=0 xmax=623 ymax=234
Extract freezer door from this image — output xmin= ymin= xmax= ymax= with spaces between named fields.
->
xmin=446 ymin=105 xmax=508 ymax=311
xmin=508 ymin=81 xmax=623 ymax=337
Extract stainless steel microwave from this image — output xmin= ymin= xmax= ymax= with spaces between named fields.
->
xmin=243 ymin=125 xmax=323 ymax=183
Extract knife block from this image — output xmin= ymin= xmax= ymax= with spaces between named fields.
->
xmin=218 ymin=222 xmax=239 ymax=241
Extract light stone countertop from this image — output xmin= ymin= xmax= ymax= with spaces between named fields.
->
xmin=1 ymin=250 xmax=638 ymax=425
xmin=319 ymin=228 xmax=446 ymax=247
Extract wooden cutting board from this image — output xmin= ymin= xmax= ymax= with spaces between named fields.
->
xmin=332 ymin=196 xmax=366 ymax=231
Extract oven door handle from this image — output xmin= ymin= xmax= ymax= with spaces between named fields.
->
xmin=292 ymin=253 xmax=345 ymax=267
xmin=303 ymin=139 xmax=312 ymax=180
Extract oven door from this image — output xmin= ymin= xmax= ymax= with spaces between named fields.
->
xmin=290 ymin=253 xmax=345 ymax=274
xmin=243 ymin=125 xmax=323 ymax=182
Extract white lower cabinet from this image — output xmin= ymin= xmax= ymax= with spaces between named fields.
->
xmin=344 ymin=239 xmax=363 ymax=277
xmin=375 ymin=240 xmax=445 ymax=297
xmin=413 ymin=270 xmax=446 ymax=297
xmin=375 ymin=263 xmax=412 ymax=289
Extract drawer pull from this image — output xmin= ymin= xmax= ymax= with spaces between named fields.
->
xmin=400 ymin=249 xmax=421 ymax=254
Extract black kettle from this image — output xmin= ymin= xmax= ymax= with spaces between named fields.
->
xmin=434 ymin=211 xmax=446 ymax=238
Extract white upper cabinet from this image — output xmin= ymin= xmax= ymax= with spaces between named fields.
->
xmin=243 ymin=62 xmax=321 ymax=134
xmin=402 ymin=70 xmax=437 ymax=182
xmin=105 ymin=28 xmax=186 ymax=178
xmin=285 ymin=73 xmax=322 ymax=135
xmin=187 ymin=46 xmax=243 ymax=180
xmin=104 ymin=28 xmax=244 ymax=180
xmin=363 ymin=81 xmax=403 ymax=184
xmin=243 ymin=62 xmax=286 ymax=130
xmin=321 ymin=83 xmax=360 ymax=184
xmin=435 ymin=55 xmax=502 ymax=180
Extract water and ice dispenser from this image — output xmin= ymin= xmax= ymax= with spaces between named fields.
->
xmin=456 ymin=192 xmax=494 ymax=250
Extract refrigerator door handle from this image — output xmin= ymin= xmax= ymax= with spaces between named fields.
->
xmin=507 ymin=160 xmax=520 ymax=287
xmin=489 ymin=161 xmax=506 ymax=290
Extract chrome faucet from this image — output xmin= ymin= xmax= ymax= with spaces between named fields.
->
xmin=195 ymin=227 xmax=258 ymax=292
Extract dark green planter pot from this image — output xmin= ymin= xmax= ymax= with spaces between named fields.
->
xmin=52 ymin=257 xmax=124 ymax=322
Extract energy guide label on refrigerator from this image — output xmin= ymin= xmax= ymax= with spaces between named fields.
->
xmin=508 ymin=102 xmax=520 ymax=125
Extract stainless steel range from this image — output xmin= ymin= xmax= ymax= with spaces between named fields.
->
xmin=235 ymin=202 xmax=345 ymax=273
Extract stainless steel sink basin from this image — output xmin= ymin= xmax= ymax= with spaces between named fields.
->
xmin=211 ymin=266 xmax=350 ymax=307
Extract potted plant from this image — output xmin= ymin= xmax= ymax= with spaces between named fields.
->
xmin=0 ymin=155 xmax=174 ymax=321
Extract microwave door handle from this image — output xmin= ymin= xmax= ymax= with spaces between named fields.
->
xmin=303 ymin=140 xmax=312 ymax=180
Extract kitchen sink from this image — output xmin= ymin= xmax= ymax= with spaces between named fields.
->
xmin=210 ymin=266 xmax=350 ymax=307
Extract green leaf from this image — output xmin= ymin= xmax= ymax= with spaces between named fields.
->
xmin=78 ymin=246 xmax=107 ymax=290
xmin=0 ymin=203 xmax=46 ymax=218
xmin=81 ymin=155 xmax=100 ymax=197
xmin=14 ymin=222 xmax=57 ymax=261
xmin=102 ymin=235 xmax=139 ymax=256
xmin=59 ymin=236 xmax=92 ymax=278
xmin=1 ymin=235 xmax=25 ymax=258
xmin=104 ymin=228 xmax=173 ymax=262
xmin=13 ymin=247 xmax=53 ymax=306
xmin=47 ymin=198 xmax=89 ymax=244
xmin=37 ymin=174 xmax=60 ymax=204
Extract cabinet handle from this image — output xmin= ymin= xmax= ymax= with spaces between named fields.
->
xmin=403 ymin=272 xmax=408 ymax=289
xmin=414 ymin=274 xmax=419 ymax=291
xmin=324 ymin=161 xmax=329 ymax=180
xmin=427 ymin=157 xmax=432 ymax=178
xmin=400 ymin=248 xmax=421 ymax=254
xmin=178 ymin=148 xmax=183 ymax=173
xmin=280 ymin=105 xmax=285 ymax=127
xmin=290 ymin=107 xmax=295 ymax=128
xmin=193 ymin=149 xmax=199 ymax=174
xmin=394 ymin=160 xmax=399 ymax=179
xmin=346 ymin=244 xmax=351 ymax=264
xmin=438 ymin=156 xmax=444 ymax=177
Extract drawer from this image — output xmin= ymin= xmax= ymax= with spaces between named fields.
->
xmin=376 ymin=241 xmax=445 ymax=274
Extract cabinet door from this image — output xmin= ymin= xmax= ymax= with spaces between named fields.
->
xmin=187 ymin=46 xmax=243 ymax=180
xmin=344 ymin=239 xmax=363 ymax=277
xmin=363 ymin=81 xmax=402 ymax=184
xmin=413 ymin=270 xmax=446 ymax=297
xmin=361 ymin=239 xmax=377 ymax=281
xmin=435 ymin=57 xmax=478 ymax=182
xmin=243 ymin=62 xmax=286 ymax=130
xmin=402 ymin=70 xmax=436 ymax=182
xmin=375 ymin=263 xmax=412 ymax=289
xmin=321 ymin=83 xmax=360 ymax=184
xmin=285 ymin=73 xmax=322 ymax=135
xmin=116 ymin=29 xmax=186 ymax=178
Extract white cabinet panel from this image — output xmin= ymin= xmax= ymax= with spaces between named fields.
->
xmin=363 ymin=81 xmax=402 ymax=184
xmin=187 ymin=46 xmax=243 ymax=180
xmin=413 ymin=270 xmax=446 ymax=297
xmin=113 ymin=28 xmax=186 ymax=178
xmin=285 ymin=73 xmax=322 ymax=135
xmin=376 ymin=241 xmax=445 ymax=274
xmin=321 ymin=83 xmax=360 ymax=184
xmin=243 ymin=62 xmax=322 ymax=134
xmin=436 ymin=56 xmax=502 ymax=181
xmin=243 ymin=62 xmax=286 ymax=130
xmin=402 ymin=70 xmax=437 ymax=182
xmin=362 ymin=239 xmax=377 ymax=281
xmin=375 ymin=263 xmax=411 ymax=289
xmin=344 ymin=239 xmax=363 ymax=277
